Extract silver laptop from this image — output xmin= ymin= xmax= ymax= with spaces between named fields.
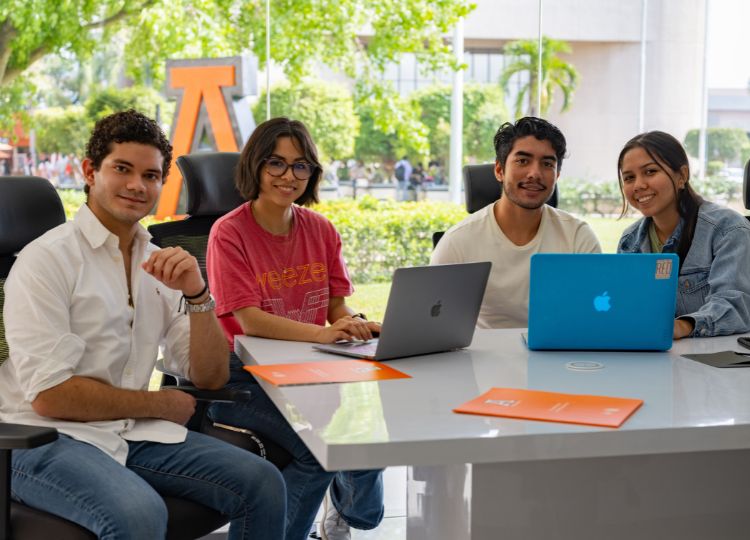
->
xmin=314 ymin=262 xmax=491 ymax=361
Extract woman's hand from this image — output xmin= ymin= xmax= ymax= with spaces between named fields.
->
xmin=315 ymin=316 xmax=381 ymax=343
xmin=673 ymin=318 xmax=695 ymax=340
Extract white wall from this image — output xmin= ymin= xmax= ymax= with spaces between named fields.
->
xmin=462 ymin=0 xmax=706 ymax=181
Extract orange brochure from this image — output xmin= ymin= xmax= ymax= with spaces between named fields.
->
xmin=454 ymin=387 xmax=643 ymax=428
xmin=244 ymin=360 xmax=411 ymax=386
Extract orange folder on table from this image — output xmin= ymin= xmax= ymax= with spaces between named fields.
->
xmin=245 ymin=360 xmax=411 ymax=386
xmin=454 ymin=387 xmax=643 ymax=428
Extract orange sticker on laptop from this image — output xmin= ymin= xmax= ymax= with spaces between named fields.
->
xmin=245 ymin=360 xmax=411 ymax=386
xmin=655 ymin=258 xmax=673 ymax=279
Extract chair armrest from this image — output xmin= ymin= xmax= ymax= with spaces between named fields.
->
xmin=0 ymin=424 xmax=58 ymax=450
xmin=160 ymin=386 xmax=252 ymax=403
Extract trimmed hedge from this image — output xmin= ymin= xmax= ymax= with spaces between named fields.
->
xmin=58 ymin=191 xmax=467 ymax=284
xmin=315 ymin=196 xmax=467 ymax=283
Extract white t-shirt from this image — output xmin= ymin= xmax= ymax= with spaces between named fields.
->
xmin=430 ymin=203 xmax=601 ymax=329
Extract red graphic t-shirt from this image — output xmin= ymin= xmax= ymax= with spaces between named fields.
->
xmin=207 ymin=202 xmax=354 ymax=346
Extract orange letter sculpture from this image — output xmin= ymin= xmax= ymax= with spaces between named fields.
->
xmin=156 ymin=56 xmax=257 ymax=218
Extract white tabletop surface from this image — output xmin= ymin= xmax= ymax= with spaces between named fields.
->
xmin=235 ymin=329 xmax=750 ymax=470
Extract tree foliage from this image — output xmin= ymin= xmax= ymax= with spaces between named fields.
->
xmin=31 ymin=86 xmax=173 ymax=156
xmin=0 ymin=0 xmax=474 ymax=127
xmin=252 ymin=80 xmax=358 ymax=162
xmin=33 ymin=107 xmax=91 ymax=156
xmin=353 ymin=82 xmax=429 ymax=163
xmin=85 ymin=86 xmax=172 ymax=123
xmin=411 ymin=83 xmax=507 ymax=164
xmin=684 ymin=127 xmax=750 ymax=164
xmin=499 ymin=36 xmax=578 ymax=118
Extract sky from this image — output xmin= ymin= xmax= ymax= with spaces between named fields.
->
xmin=707 ymin=0 xmax=750 ymax=88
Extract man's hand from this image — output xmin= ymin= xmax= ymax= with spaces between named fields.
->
xmin=155 ymin=389 xmax=197 ymax=425
xmin=315 ymin=316 xmax=382 ymax=344
xmin=142 ymin=247 xmax=205 ymax=297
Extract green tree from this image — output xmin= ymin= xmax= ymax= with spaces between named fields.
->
xmin=499 ymin=36 xmax=578 ymax=118
xmin=85 ymin=86 xmax=173 ymax=124
xmin=684 ymin=127 xmax=750 ymax=164
xmin=411 ymin=83 xmax=508 ymax=164
xmin=0 ymin=0 xmax=474 ymax=127
xmin=31 ymin=86 xmax=173 ymax=157
xmin=252 ymin=80 xmax=358 ymax=163
xmin=33 ymin=106 xmax=91 ymax=156
xmin=353 ymin=82 xmax=429 ymax=164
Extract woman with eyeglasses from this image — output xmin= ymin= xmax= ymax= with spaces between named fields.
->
xmin=616 ymin=130 xmax=750 ymax=339
xmin=206 ymin=117 xmax=384 ymax=540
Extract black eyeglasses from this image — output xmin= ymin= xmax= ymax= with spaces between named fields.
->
xmin=264 ymin=158 xmax=315 ymax=181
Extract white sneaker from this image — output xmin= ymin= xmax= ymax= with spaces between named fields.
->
xmin=319 ymin=490 xmax=351 ymax=540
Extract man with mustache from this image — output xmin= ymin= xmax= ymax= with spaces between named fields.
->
xmin=431 ymin=117 xmax=601 ymax=329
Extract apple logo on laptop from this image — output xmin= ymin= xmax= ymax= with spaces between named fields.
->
xmin=430 ymin=300 xmax=442 ymax=317
xmin=593 ymin=292 xmax=611 ymax=312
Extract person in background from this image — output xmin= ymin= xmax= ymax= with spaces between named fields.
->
xmin=394 ymin=155 xmax=412 ymax=201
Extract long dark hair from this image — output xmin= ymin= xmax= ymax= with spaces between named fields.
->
xmin=617 ymin=131 xmax=703 ymax=265
xmin=235 ymin=117 xmax=322 ymax=205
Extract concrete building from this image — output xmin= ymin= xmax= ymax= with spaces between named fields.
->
xmin=709 ymin=88 xmax=750 ymax=130
xmin=384 ymin=0 xmax=707 ymax=181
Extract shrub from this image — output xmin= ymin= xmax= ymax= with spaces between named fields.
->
xmin=684 ymin=128 xmax=750 ymax=164
xmin=56 ymin=190 xmax=466 ymax=283
xmin=58 ymin=189 xmax=86 ymax=218
xmin=315 ymin=196 xmax=467 ymax=283
xmin=557 ymin=179 xmax=622 ymax=216
xmin=706 ymin=160 xmax=724 ymax=176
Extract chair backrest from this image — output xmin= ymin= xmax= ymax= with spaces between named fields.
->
xmin=148 ymin=152 xmax=245 ymax=279
xmin=744 ymin=158 xmax=750 ymax=221
xmin=462 ymin=163 xmax=559 ymax=214
xmin=0 ymin=177 xmax=66 ymax=367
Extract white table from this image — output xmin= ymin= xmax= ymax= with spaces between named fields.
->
xmin=235 ymin=329 xmax=750 ymax=540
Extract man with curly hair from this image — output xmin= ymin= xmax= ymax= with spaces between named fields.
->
xmin=0 ymin=110 xmax=286 ymax=538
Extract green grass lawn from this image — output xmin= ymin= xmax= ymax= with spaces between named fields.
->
xmin=349 ymin=216 xmax=637 ymax=322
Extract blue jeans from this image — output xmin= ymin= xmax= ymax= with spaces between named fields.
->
xmin=208 ymin=355 xmax=384 ymax=540
xmin=11 ymin=431 xmax=286 ymax=540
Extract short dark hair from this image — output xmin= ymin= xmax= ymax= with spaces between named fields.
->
xmin=235 ymin=117 xmax=322 ymax=206
xmin=617 ymin=130 xmax=703 ymax=266
xmin=84 ymin=109 xmax=172 ymax=194
xmin=493 ymin=117 xmax=566 ymax=172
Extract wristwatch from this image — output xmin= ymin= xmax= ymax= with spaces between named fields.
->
xmin=185 ymin=294 xmax=216 ymax=313
xmin=352 ymin=313 xmax=367 ymax=321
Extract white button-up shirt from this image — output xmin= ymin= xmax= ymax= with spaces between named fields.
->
xmin=0 ymin=204 xmax=191 ymax=464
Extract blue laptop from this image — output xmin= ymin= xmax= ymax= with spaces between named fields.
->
xmin=527 ymin=253 xmax=679 ymax=351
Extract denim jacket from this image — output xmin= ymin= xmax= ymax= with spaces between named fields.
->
xmin=618 ymin=201 xmax=750 ymax=337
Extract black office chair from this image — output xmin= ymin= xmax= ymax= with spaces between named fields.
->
xmin=432 ymin=163 xmax=559 ymax=248
xmin=743 ymin=158 xmax=750 ymax=222
xmin=148 ymin=152 xmax=292 ymax=470
xmin=0 ymin=177 xmax=228 ymax=540
xmin=149 ymin=152 xmax=246 ymax=283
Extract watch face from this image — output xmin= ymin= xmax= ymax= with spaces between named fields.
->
xmin=187 ymin=295 xmax=216 ymax=313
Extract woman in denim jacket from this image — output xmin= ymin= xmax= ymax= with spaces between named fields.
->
xmin=616 ymin=131 xmax=750 ymax=339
